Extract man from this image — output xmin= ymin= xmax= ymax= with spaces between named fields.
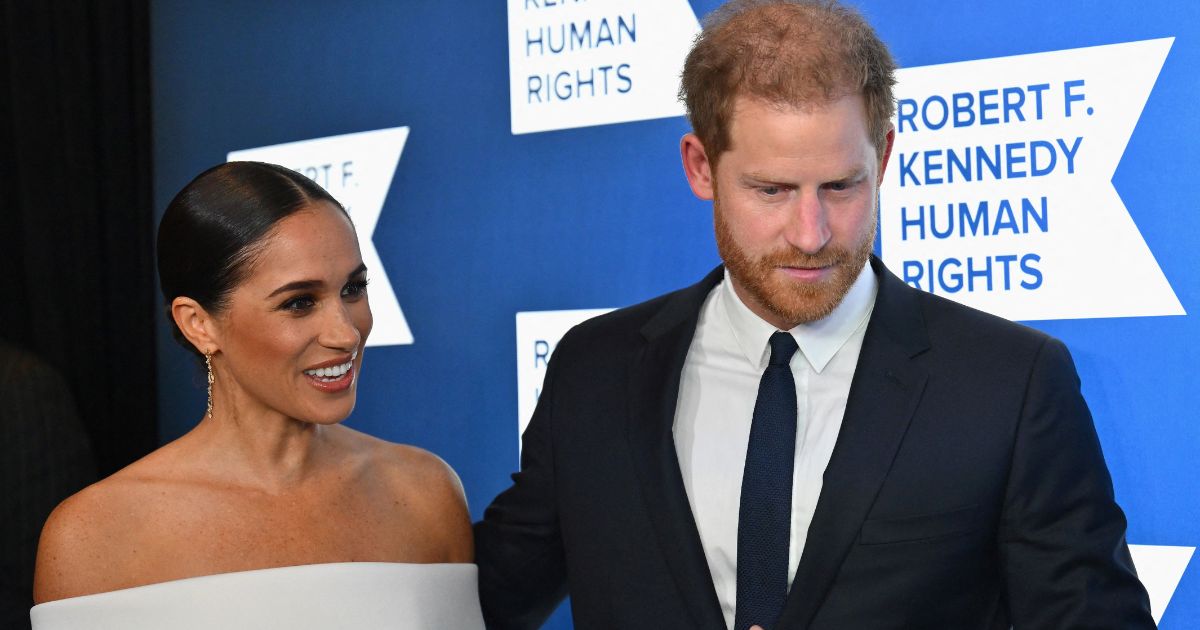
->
xmin=475 ymin=1 xmax=1154 ymax=628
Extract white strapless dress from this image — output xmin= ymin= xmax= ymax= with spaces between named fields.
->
xmin=29 ymin=562 xmax=484 ymax=629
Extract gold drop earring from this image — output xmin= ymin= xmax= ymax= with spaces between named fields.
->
xmin=205 ymin=352 xmax=215 ymax=419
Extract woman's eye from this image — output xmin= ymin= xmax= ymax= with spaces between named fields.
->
xmin=281 ymin=296 xmax=316 ymax=312
xmin=342 ymin=279 xmax=369 ymax=299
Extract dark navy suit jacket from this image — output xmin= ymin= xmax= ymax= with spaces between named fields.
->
xmin=474 ymin=258 xmax=1153 ymax=629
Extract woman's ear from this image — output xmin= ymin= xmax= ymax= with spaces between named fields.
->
xmin=171 ymin=297 xmax=220 ymax=355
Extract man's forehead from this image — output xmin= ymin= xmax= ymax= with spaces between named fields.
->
xmin=729 ymin=91 xmax=863 ymax=118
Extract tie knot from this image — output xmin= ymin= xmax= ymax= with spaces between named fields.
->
xmin=767 ymin=332 xmax=798 ymax=367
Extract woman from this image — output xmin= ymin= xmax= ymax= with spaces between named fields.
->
xmin=31 ymin=162 xmax=482 ymax=629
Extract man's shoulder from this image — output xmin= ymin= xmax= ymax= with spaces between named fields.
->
xmin=899 ymin=280 xmax=1060 ymax=366
xmin=556 ymin=269 xmax=720 ymax=356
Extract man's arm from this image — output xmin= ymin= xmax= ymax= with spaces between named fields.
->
xmin=1000 ymin=337 xmax=1154 ymax=628
xmin=474 ymin=342 xmax=570 ymax=630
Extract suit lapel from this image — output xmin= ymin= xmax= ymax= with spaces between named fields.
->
xmin=778 ymin=257 xmax=931 ymax=629
xmin=627 ymin=266 xmax=728 ymax=630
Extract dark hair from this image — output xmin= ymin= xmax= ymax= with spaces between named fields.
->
xmin=157 ymin=161 xmax=347 ymax=356
xmin=680 ymin=0 xmax=897 ymax=166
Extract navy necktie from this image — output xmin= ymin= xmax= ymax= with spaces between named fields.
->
xmin=735 ymin=331 xmax=799 ymax=630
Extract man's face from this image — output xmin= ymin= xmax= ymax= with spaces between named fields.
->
xmin=683 ymin=94 xmax=892 ymax=328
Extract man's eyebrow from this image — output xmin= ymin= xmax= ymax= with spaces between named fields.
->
xmin=265 ymin=264 xmax=367 ymax=299
xmin=833 ymin=167 xmax=869 ymax=181
xmin=740 ymin=172 xmax=791 ymax=185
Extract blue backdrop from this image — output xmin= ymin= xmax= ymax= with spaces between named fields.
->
xmin=152 ymin=1 xmax=1199 ymax=627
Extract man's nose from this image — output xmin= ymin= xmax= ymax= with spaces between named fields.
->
xmin=782 ymin=189 xmax=831 ymax=254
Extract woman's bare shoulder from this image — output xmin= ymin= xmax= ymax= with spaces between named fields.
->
xmin=338 ymin=428 xmax=473 ymax=562
xmin=337 ymin=427 xmax=465 ymax=494
xmin=33 ymin=446 xmax=191 ymax=602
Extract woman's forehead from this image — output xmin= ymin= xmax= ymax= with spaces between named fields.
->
xmin=242 ymin=205 xmax=363 ymax=288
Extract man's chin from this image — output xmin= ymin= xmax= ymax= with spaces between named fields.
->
xmin=753 ymin=266 xmax=858 ymax=325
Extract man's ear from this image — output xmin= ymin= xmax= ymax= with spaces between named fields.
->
xmin=877 ymin=127 xmax=895 ymax=184
xmin=171 ymin=297 xmax=220 ymax=355
xmin=681 ymin=133 xmax=716 ymax=201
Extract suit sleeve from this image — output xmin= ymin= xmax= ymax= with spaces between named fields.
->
xmin=1000 ymin=337 xmax=1155 ymax=629
xmin=473 ymin=337 xmax=570 ymax=629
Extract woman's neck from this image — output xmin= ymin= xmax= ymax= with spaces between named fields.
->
xmin=185 ymin=386 xmax=335 ymax=494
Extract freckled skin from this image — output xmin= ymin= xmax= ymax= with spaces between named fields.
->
xmin=33 ymin=204 xmax=472 ymax=603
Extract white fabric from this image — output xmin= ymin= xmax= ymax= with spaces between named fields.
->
xmin=30 ymin=562 xmax=483 ymax=630
xmin=673 ymin=262 xmax=877 ymax=630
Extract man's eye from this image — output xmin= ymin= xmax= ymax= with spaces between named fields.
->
xmin=760 ymin=186 xmax=782 ymax=196
xmin=827 ymin=181 xmax=851 ymax=192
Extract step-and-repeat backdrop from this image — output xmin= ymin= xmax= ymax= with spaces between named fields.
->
xmin=153 ymin=1 xmax=1198 ymax=626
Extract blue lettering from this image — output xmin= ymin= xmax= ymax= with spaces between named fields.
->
xmin=978 ymin=89 xmax=1000 ymax=125
xmin=995 ymin=254 xmax=1018 ymax=290
xmin=902 ymin=260 xmax=925 ymax=289
xmin=924 ymin=150 xmax=944 ymax=185
xmin=953 ymin=92 xmax=975 ymax=127
xmin=967 ymin=256 xmax=992 ymax=291
xmin=977 ymin=145 xmax=1001 ymax=180
xmin=993 ymin=199 xmax=1019 ymax=235
xmin=1064 ymin=79 xmax=1086 ymax=117
xmin=618 ymin=14 xmax=636 ymax=43
xmin=922 ymin=95 xmax=948 ymax=131
xmin=1022 ymin=197 xmax=1049 ymax=233
xmin=939 ymin=258 xmax=964 ymax=293
xmin=1027 ymin=83 xmax=1050 ymax=120
xmin=1002 ymin=87 xmax=1026 ymax=123
xmin=548 ymin=25 xmax=566 ymax=53
xmin=901 ymin=205 xmax=925 ymax=240
xmin=1057 ymin=136 xmax=1082 ymax=174
xmin=898 ymin=99 xmax=918 ymax=133
xmin=616 ymin=63 xmax=632 ymax=93
xmin=1005 ymin=142 xmax=1027 ymax=179
xmin=959 ymin=200 xmax=988 ymax=237
xmin=931 ymin=204 xmax=953 ymax=239
xmin=554 ymin=71 xmax=572 ymax=99
xmin=596 ymin=19 xmax=614 ymax=46
xmin=1029 ymin=141 xmax=1056 ymax=177
xmin=569 ymin=21 xmax=591 ymax=48
xmin=1020 ymin=254 xmax=1043 ymax=289
xmin=576 ymin=67 xmax=595 ymax=98
xmin=946 ymin=147 xmax=971 ymax=183
xmin=899 ymin=152 xmax=920 ymax=187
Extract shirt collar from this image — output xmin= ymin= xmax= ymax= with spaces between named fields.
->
xmin=719 ymin=260 xmax=878 ymax=373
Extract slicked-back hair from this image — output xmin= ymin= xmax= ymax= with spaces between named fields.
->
xmin=680 ymin=0 xmax=896 ymax=167
xmin=157 ymin=161 xmax=348 ymax=357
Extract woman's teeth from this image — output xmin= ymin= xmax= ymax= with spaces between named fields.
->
xmin=305 ymin=361 xmax=352 ymax=380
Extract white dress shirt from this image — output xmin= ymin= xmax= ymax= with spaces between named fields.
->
xmin=672 ymin=262 xmax=877 ymax=630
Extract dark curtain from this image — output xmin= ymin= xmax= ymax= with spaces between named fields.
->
xmin=0 ymin=0 xmax=155 ymax=624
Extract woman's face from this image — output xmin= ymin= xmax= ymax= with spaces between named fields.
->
xmin=212 ymin=201 xmax=373 ymax=425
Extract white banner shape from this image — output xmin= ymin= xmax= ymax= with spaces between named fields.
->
xmin=228 ymin=127 xmax=414 ymax=347
xmin=1129 ymin=544 xmax=1194 ymax=624
xmin=881 ymin=38 xmax=1183 ymax=321
xmin=515 ymin=308 xmax=613 ymax=455
xmin=508 ymin=0 xmax=700 ymax=134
